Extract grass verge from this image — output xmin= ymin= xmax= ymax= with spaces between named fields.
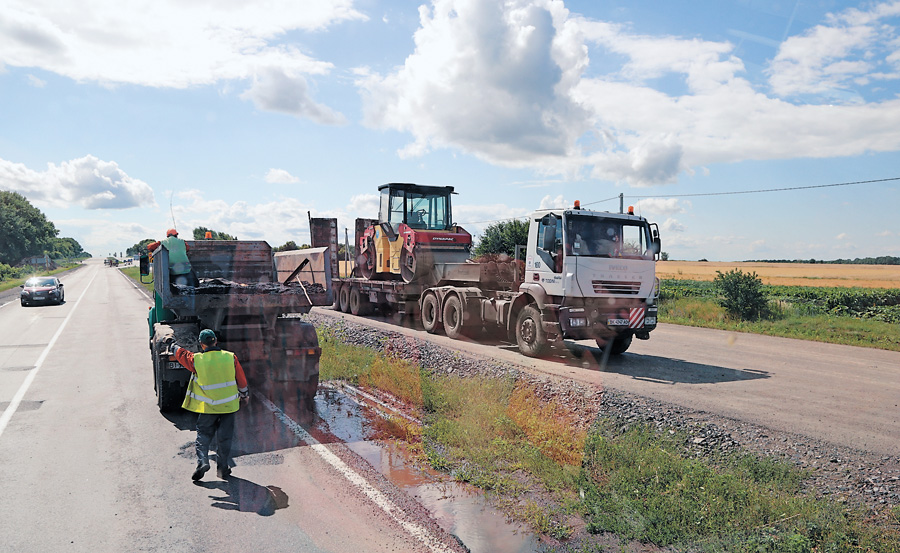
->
xmin=316 ymin=325 xmax=900 ymax=551
xmin=0 ymin=263 xmax=84 ymax=293
xmin=119 ymin=266 xmax=155 ymax=295
xmin=660 ymin=296 xmax=900 ymax=352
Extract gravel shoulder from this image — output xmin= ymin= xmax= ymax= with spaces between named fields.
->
xmin=306 ymin=310 xmax=900 ymax=516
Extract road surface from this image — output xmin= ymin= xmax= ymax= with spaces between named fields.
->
xmin=0 ymin=260 xmax=465 ymax=553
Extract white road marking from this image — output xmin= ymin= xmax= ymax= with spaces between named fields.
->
xmin=256 ymin=395 xmax=456 ymax=553
xmin=0 ymin=269 xmax=98 ymax=441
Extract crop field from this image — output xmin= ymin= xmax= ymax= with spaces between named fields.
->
xmin=658 ymin=261 xmax=900 ymax=288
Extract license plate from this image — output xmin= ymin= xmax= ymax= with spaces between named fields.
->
xmin=607 ymin=318 xmax=629 ymax=326
xmin=167 ymin=362 xmax=181 ymax=370
xmin=645 ymin=317 xmax=657 ymax=325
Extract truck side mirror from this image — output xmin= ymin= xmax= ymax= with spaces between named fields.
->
xmin=540 ymin=215 xmax=557 ymax=251
xmin=139 ymin=254 xmax=150 ymax=276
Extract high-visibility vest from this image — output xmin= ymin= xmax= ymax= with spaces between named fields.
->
xmin=162 ymin=236 xmax=192 ymax=275
xmin=181 ymin=350 xmax=240 ymax=414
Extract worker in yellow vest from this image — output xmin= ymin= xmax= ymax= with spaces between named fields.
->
xmin=171 ymin=329 xmax=249 ymax=481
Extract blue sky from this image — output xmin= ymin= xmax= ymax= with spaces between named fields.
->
xmin=2 ymin=0 xmax=899 ymax=261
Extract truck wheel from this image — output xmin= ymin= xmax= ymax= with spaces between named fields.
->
xmin=154 ymin=350 xmax=184 ymax=412
xmin=597 ymin=334 xmax=633 ymax=355
xmin=443 ymin=295 xmax=467 ymax=339
xmin=349 ymin=287 xmax=373 ymax=316
xmin=421 ymin=293 xmax=442 ymax=334
xmin=339 ymin=285 xmax=351 ymax=313
xmin=516 ymin=304 xmax=549 ymax=357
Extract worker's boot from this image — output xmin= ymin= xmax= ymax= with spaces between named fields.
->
xmin=216 ymin=465 xmax=232 ymax=479
xmin=192 ymin=460 xmax=210 ymax=481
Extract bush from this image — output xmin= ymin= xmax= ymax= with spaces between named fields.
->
xmin=714 ymin=269 xmax=769 ymax=321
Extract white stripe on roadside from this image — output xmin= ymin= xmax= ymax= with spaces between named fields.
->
xmin=256 ymin=395 xmax=456 ymax=553
xmin=0 ymin=269 xmax=98 ymax=440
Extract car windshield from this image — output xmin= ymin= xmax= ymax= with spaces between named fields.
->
xmin=564 ymin=214 xmax=652 ymax=259
xmin=26 ymin=278 xmax=56 ymax=287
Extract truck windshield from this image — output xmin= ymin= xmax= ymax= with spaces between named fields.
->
xmin=564 ymin=214 xmax=652 ymax=259
xmin=382 ymin=187 xmax=451 ymax=230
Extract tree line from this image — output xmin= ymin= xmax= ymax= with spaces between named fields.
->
xmin=0 ymin=191 xmax=90 ymax=266
xmin=742 ymin=257 xmax=900 ymax=265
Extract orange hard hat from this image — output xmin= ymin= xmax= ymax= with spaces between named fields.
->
xmin=166 ymin=228 xmax=178 ymax=237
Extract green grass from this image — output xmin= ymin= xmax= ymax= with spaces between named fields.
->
xmin=314 ymin=329 xmax=900 ymax=550
xmin=119 ymin=266 xmax=155 ymax=295
xmin=580 ymin=421 xmax=900 ymax=552
xmin=659 ymin=296 xmax=900 ymax=351
xmin=0 ymin=263 xmax=85 ymax=293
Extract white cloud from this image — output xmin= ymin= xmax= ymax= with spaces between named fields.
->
xmin=660 ymin=218 xmax=685 ymax=233
xmin=0 ymin=155 xmax=155 ymax=209
xmin=357 ymin=0 xmax=590 ymax=173
xmin=0 ymin=0 xmax=363 ymax=122
xmin=265 ymin=168 xmax=301 ymax=184
xmin=538 ymin=194 xmax=569 ymax=210
xmin=836 ymin=232 xmax=848 ymax=240
xmin=357 ymin=0 xmax=900 ymax=188
xmin=347 ymin=193 xmax=379 ymax=217
xmin=241 ymin=67 xmax=347 ymax=124
xmin=634 ymin=197 xmax=690 ymax=216
xmin=26 ymin=74 xmax=45 ymax=87
xmin=768 ymin=2 xmax=900 ymax=98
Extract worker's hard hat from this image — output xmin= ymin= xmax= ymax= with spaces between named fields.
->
xmin=167 ymin=228 xmax=178 ymax=237
xmin=199 ymin=329 xmax=217 ymax=345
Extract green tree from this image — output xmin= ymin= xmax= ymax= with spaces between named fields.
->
xmin=273 ymin=240 xmax=301 ymax=252
xmin=660 ymin=251 xmax=669 ymax=261
xmin=473 ymin=219 xmax=529 ymax=259
xmin=0 ymin=191 xmax=58 ymax=265
xmin=193 ymin=227 xmax=237 ymax=240
xmin=713 ymin=269 xmax=769 ymax=321
xmin=126 ymin=239 xmax=156 ymax=256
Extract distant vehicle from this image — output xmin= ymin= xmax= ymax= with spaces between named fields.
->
xmin=20 ymin=277 xmax=65 ymax=306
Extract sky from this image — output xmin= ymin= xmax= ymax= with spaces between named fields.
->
xmin=2 ymin=0 xmax=900 ymax=262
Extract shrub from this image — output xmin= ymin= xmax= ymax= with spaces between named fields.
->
xmin=714 ymin=269 xmax=769 ymax=321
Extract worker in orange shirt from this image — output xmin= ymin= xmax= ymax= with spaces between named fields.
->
xmin=169 ymin=329 xmax=249 ymax=481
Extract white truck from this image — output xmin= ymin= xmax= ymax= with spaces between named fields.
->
xmin=321 ymin=184 xmax=661 ymax=357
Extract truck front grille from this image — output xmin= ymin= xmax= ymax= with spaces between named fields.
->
xmin=592 ymin=280 xmax=641 ymax=295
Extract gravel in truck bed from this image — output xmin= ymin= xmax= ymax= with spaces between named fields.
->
xmin=305 ymin=311 xmax=900 ymax=514
xmin=173 ymin=278 xmax=326 ymax=295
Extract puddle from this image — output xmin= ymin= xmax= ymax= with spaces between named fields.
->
xmin=314 ymin=385 xmax=542 ymax=553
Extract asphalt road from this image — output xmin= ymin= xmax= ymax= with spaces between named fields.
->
xmin=0 ymin=259 xmax=465 ymax=553
xmin=316 ymin=305 xmax=900 ymax=457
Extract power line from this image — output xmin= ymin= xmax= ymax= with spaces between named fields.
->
xmin=458 ymin=176 xmax=899 ymax=227
xmin=626 ymin=176 xmax=900 ymax=199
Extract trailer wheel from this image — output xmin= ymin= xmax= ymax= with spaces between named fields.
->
xmin=516 ymin=304 xmax=549 ymax=357
xmin=443 ymin=295 xmax=468 ymax=339
xmin=339 ymin=285 xmax=351 ymax=313
xmin=421 ymin=293 xmax=442 ymax=334
xmin=349 ymin=287 xmax=373 ymax=316
xmin=597 ymin=333 xmax=633 ymax=355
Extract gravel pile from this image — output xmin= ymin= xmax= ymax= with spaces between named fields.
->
xmin=307 ymin=312 xmax=900 ymax=513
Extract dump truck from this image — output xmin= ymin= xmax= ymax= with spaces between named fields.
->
xmin=141 ymin=240 xmax=332 ymax=413
xmin=318 ymin=183 xmax=661 ymax=357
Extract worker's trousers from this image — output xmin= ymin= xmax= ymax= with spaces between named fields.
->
xmin=195 ymin=411 xmax=236 ymax=468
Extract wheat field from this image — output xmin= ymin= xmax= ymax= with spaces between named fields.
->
xmin=657 ymin=261 xmax=900 ymax=288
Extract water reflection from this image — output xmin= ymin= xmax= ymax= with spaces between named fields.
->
xmin=315 ymin=385 xmax=542 ymax=553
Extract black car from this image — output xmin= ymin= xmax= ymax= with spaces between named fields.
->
xmin=20 ymin=277 xmax=65 ymax=306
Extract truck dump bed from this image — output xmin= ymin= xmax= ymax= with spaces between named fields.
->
xmin=153 ymin=241 xmax=331 ymax=328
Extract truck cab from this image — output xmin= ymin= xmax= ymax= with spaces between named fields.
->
xmin=521 ymin=203 xmax=661 ymax=353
